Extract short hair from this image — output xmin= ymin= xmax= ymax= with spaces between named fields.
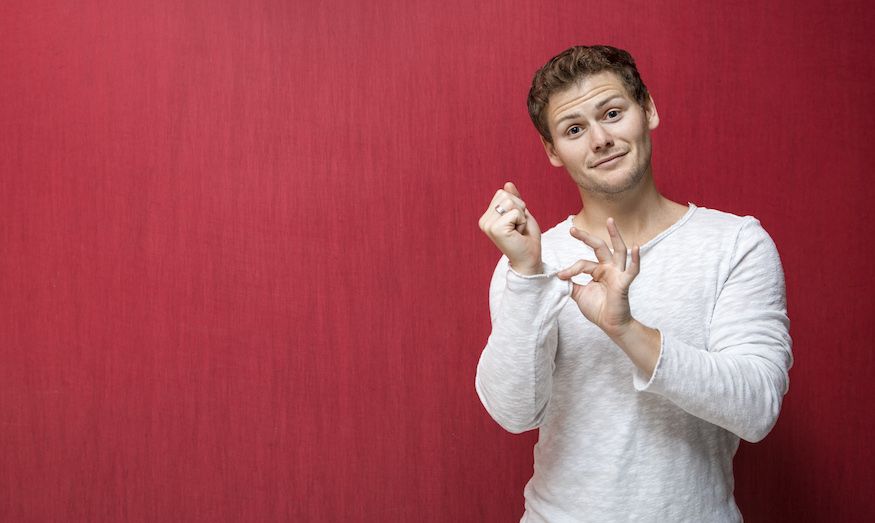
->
xmin=527 ymin=45 xmax=650 ymax=144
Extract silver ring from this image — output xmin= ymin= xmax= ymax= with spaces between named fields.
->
xmin=495 ymin=204 xmax=507 ymax=215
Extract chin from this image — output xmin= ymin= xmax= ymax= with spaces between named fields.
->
xmin=574 ymin=168 xmax=645 ymax=196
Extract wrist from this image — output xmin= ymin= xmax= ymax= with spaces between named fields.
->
xmin=509 ymin=258 xmax=543 ymax=276
xmin=608 ymin=320 xmax=661 ymax=376
xmin=608 ymin=319 xmax=653 ymax=347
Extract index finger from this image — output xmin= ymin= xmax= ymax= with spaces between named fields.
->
xmin=569 ymin=227 xmax=613 ymax=263
xmin=490 ymin=187 xmax=526 ymax=212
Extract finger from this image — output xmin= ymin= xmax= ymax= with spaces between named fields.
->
xmin=498 ymin=208 xmax=527 ymax=235
xmin=558 ymin=259 xmax=598 ymax=280
xmin=490 ymin=191 xmax=526 ymax=216
xmin=606 ymin=218 xmax=627 ymax=270
xmin=515 ymin=207 xmax=528 ymax=234
xmin=510 ymin=208 xmax=527 ymax=234
xmin=491 ymin=186 xmax=525 ymax=209
xmin=482 ymin=193 xmax=523 ymax=231
xmin=626 ymin=245 xmax=641 ymax=279
xmin=479 ymin=202 xmax=504 ymax=230
xmin=570 ymin=227 xmax=613 ymax=264
xmin=495 ymin=198 xmax=528 ymax=234
xmin=478 ymin=206 xmax=492 ymax=231
xmin=569 ymin=281 xmax=585 ymax=302
xmin=495 ymin=183 xmax=528 ymax=230
xmin=504 ymin=181 xmax=522 ymax=199
xmin=499 ymin=197 xmax=522 ymax=215
xmin=523 ymin=208 xmax=541 ymax=237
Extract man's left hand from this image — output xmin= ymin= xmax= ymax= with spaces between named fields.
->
xmin=558 ymin=218 xmax=661 ymax=375
xmin=558 ymin=218 xmax=640 ymax=338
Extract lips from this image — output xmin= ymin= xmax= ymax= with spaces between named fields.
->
xmin=591 ymin=151 xmax=627 ymax=168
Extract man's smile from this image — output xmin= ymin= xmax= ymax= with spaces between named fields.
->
xmin=590 ymin=151 xmax=628 ymax=168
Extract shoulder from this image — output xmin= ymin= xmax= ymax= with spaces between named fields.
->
xmin=687 ymin=205 xmax=750 ymax=230
xmin=682 ymin=205 xmax=782 ymax=272
xmin=682 ymin=205 xmax=773 ymax=244
xmin=651 ymin=204 xmax=781 ymax=268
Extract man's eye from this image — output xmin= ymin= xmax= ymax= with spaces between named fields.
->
xmin=568 ymin=126 xmax=582 ymax=135
xmin=606 ymin=110 xmax=620 ymax=119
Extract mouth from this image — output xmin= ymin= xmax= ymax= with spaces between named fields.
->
xmin=591 ymin=152 xmax=627 ymax=168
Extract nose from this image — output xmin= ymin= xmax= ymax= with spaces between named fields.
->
xmin=590 ymin=123 xmax=613 ymax=151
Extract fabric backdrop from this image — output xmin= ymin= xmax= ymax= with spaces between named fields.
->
xmin=2 ymin=0 xmax=873 ymax=521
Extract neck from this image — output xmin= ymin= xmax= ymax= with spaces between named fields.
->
xmin=573 ymin=172 xmax=687 ymax=247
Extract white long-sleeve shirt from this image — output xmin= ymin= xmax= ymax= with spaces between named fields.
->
xmin=475 ymin=205 xmax=792 ymax=522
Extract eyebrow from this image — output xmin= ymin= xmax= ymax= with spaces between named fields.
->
xmin=557 ymin=112 xmax=582 ymax=124
xmin=595 ymin=95 xmax=623 ymax=110
xmin=555 ymin=96 xmax=625 ymax=125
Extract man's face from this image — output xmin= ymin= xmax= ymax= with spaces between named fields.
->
xmin=540 ymin=71 xmax=659 ymax=199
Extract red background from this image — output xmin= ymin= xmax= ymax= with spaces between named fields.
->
xmin=2 ymin=1 xmax=873 ymax=521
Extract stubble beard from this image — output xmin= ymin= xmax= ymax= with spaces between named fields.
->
xmin=571 ymin=142 xmax=653 ymax=202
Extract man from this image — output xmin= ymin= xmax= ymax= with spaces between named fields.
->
xmin=475 ymin=45 xmax=792 ymax=521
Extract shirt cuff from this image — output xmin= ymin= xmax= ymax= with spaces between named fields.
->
xmin=633 ymin=329 xmax=666 ymax=391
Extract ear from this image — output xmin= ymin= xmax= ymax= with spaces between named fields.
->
xmin=645 ymin=94 xmax=660 ymax=130
xmin=540 ymin=135 xmax=565 ymax=167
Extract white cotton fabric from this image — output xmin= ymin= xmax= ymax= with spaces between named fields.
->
xmin=475 ymin=204 xmax=792 ymax=522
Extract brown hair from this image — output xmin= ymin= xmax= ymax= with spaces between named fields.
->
xmin=527 ymin=45 xmax=650 ymax=144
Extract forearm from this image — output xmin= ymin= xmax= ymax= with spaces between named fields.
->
xmin=475 ymin=262 xmax=571 ymax=433
xmin=607 ymin=319 xmax=662 ymax=379
xmin=634 ymin=329 xmax=791 ymax=442
xmin=476 ymin=334 xmax=556 ymax=434
xmin=628 ymin=217 xmax=792 ymax=442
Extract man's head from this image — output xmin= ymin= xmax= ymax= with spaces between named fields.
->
xmin=528 ymin=45 xmax=649 ymax=145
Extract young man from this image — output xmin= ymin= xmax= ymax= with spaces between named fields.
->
xmin=476 ymin=46 xmax=793 ymax=521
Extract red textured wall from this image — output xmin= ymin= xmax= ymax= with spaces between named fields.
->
xmin=2 ymin=0 xmax=873 ymax=521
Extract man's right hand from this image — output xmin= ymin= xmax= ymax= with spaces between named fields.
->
xmin=478 ymin=182 xmax=543 ymax=276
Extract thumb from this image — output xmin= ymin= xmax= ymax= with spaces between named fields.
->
xmin=569 ymin=281 xmax=585 ymax=302
xmin=522 ymin=207 xmax=541 ymax=236
xmin=504 ymin=181 xmax=522 ymax=199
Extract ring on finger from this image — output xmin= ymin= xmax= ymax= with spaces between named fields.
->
xmin=495 ymin=204 xmax=507 ymax=215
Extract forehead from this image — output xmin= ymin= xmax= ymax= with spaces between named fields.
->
xmin=546 ymin=71 xmax=633 ymax=123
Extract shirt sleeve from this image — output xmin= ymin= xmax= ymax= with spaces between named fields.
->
xmin=633 ymin=218 xmax=793 ymax=442
xmin=475 ymin=257 xmax=572 ymax=434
